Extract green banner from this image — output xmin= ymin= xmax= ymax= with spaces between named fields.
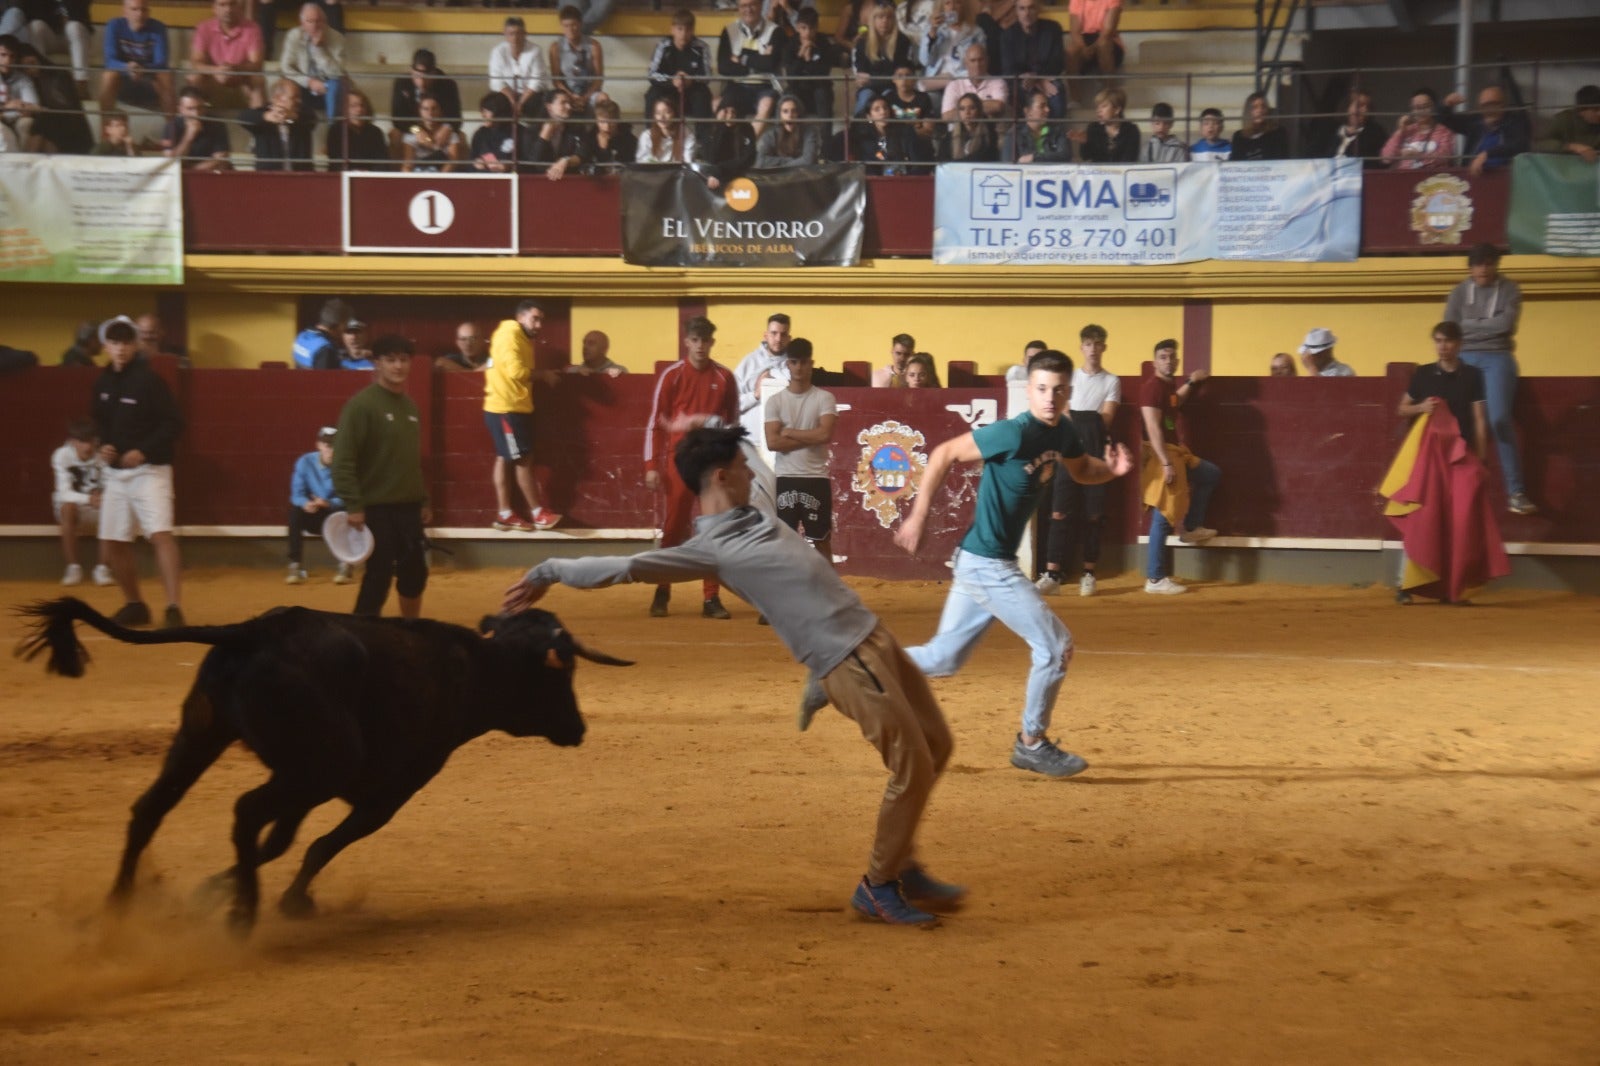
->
xmin=1508 ymin=153 xmax=1600 ymax=256
xmin=0 ymin=156 xmax=183 ymax=284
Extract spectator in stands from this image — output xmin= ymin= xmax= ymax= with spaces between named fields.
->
xmin=1535 ymin=84 xmax=1600 ymax=162
xmin=470 ymin=90 xmax=525 ymax=171
xmin=1437 ymin=84 xmax=1528 ymax=176
xmin=1318 ymin=88 xmax=1386 ymax=167
xmin=1001 ymin=0 xmax=1064 ymax=119
xmin=1139 ymin=338 xmax=1217 ymax=596
xmin=1297 ymin=328 xmax=1355 ymax=377
xmin=99 ymin=0 xmax=174 ymax=117
xmin=161 ymin=86 xmax=232 ymax=171
xmin=254 ymin=0 xmax=340 ymax=60
xmin=904 ymin=352 xmax=940 ymax=388
xmin=782 ymin=8 xmax=838 ymax=132
xmin=939 ymin=39 xmax=1005 ymax=120
xmin=292 ymin=298 xmax=350 ymax=369
xmin=92 ymin=315 xmax=186 ymax=628
xmin=529 ymin=89 xmax=586 ymax=180
xmin=1003 ymin=89 xmax=1070 ymax=163
xmin=582 ymin=97 xmax=636 ymax=170
xmin=243 ymin=77 xmax=314 ymax=169
xmin=15 ymin=39 xmax=91 ymax=154
xmin=135 ymin=312 xmax=185 ymax=363
xmin=485 ymin=300 xmax=562 ymax=533
xmin=327 ymin=87 xmax=389 ymax=171
xmin=642 ymin=315 xmax=740 ymax=620
xmin=279 ymin=1 xmax=345 ymax=122
xmin=52 ymin=417 xmax=112 ymax=588
xmin=284 ymin=425 xmax=352 ymax=586
xmin=436 ymin=321 xmax=487 ymax=373
xmin=23 ymin=0 xmax=91 ymax=98
xmin=646 ymin=8 xmax=714 ymax=123
xmin=1190 ymin=106 xmax=1229 ymax=161
xmin=339 ymin=317 xmax=373 ymax=369
xmin=1444 ymin=243 xmax=1534 ymax=516
xmin=551 ymin=4 xmax=605 ymax=113
xmin=1268 ymin=352 xmax=1296 ymax=377
xmin=719 ymin=0 xmax=782 ymax=132
xmin=1381 ymin=89 xmax=1454 ymax=170
xmin=390 ymin=48 xmax=461 ymax=156
xmin=637 ymin=94 xmax=695 ymax=162
xmin=733 ymin=312 xmax=791 ymax=439
xmin=853 ymin=0 xmax=912 ymax=114
xmin=401 ymin=94 xmax=465 ymax=173
xmin=919 ymin=0 xmax=981 ymax=99
xmin=946 ymin=91 xmax=998 ymax=161
xmin=91 ymin=109 xmax=137 ymax=156
xmin=490 ymin=16 xmax=551 ymax=120
xmin=835 ymin=0 xmax=871 ymax=48
xmin=1142 ymin=101 xmax=1187 ymax=162
xmin=872 ymin=332 xmax=915 ymax=386
xmin=696 ymin=99 xmax=758 ymax=187
xmin=61 ymin=321 xmax=101 ymax=366
xmin=1232 ymin=91 xmax=1288 ymax=161
xmin=897 ymin=0 xmax=935 ymax=42
xmin=190 ymin=0 xmax=264 ymax=109
xmin=567 ymin=330 xmax=628 ymax=377
xmin=972 ymin=0 xmax=1014 ymax=80
xmin=756 ymin=93 xmax=821 ymax=166
xmin=1074 ymin=86 xmax=1137 ymax=161
xmin=885 ymin=61 xmax=939 ymax=163
xmin=852 ymin=94 xmax=916 ymax=173
xmin=1065 ymin=0 xmax=1121 ymax=101
xmin=1036 ymin=323 xmax=1118 ymax=597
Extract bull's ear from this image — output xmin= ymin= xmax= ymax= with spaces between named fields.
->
xmin=478 ymin=615 xmax=501 ymax=636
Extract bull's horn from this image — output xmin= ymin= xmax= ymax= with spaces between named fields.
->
xmin=572 ymin=641 xmax=633 ymax=667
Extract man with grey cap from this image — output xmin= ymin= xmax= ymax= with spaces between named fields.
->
xmin=1297 ymin=328 xmax=1355 ymax=377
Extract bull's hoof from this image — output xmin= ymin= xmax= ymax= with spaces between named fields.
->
xmin=226 ymin=904 xmax=258 ymax=939
xmin=191 ymin=870 xmax=235 ymax=911
xmin=106 ymin=883 xmax=135 ymax=912
xmin=278 ymin=890 xmax=317 ymax=919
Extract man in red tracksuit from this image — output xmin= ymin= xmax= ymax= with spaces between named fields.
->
xmin=643 ymin=315 xmax=739 ymax=619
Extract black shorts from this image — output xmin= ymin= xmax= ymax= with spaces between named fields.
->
xmin=1080 ymin=33 xmax=1125 ymax=70
xmin=484 ymin=410 xmax=534 ymax=461
xmin=776 ymin=476 xmax=833 ymax=542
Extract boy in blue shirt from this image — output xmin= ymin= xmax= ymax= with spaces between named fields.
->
xmin=1190 ymin=106 xmax=1231 ymax=161
xmin=286 ymin=426 xmax=351 ymax=584
xmin=893 ymin=349 xmax=1133 ymax=777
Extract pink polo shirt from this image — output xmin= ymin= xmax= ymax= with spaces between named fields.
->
xmin=192 ymin=17 xmax=262 ymax=67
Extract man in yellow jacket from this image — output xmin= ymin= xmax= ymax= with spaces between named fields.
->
xmin=484 ymin=300 xmax=562 ymax=531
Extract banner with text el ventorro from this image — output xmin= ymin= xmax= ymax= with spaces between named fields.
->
xmin=933 ymin=159 xmax=1361 ymax=266
xmin=0 ymin=156 xmax=183 ymax=284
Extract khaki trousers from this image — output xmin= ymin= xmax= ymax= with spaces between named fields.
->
xmin=822 ymin=622 xmax=953 ymax=884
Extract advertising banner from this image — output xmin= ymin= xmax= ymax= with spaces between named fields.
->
xmin=620 ymin=164 xmax=866 ymax=267
xmin=932 ymin=158 xmax=1362 ymax=265
xmin=342 ymin=172 xmax=518 ymax=254
xmin=1359 ymin=167 xmax=1509 ymax=254
xmin=1507 ymin=153 xmax=1600 ymax=256
xmin=0 ymin=155 xmax=182 ymax=284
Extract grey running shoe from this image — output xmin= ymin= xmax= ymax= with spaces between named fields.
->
xmin=1507 ymin=493 xmax=1538 ymax=516
xmin=899 ymin=863 xmax=967 ymax=910
xmin=797 ymin=674 xmax=827 ymax=731
xmin=1010 ymin=735 xmax=1089 ymax=778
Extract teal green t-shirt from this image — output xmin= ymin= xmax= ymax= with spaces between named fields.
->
xmin=959 ymin=412 xmax=1085 ymax=560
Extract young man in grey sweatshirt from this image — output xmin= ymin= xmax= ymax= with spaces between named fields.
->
xmin=501 ymin=426 xmax=961 ymax=927
xmin=1443 ymin=243 xmax=1535 ymax=515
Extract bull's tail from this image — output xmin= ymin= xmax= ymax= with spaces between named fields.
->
xmin=13 ymin=597 xmax=255 ymax=678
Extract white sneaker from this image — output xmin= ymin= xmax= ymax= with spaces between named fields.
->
xmin=1178 ymin=526 xmax=1217 ymax=544
xmin=1144 ymin=577 xmax=1187 ymax=595
xmin=286 ymin=565 xmax=308 ymax=585
xmin=91 ymin=564 xmax=114 ymax=586
xmin=332 ymin=562 xmax=354 ymax=585
xmin=1079 ymin=572 xmax=1097 ymax=597
xmin=61 ymin=564 xmax=83 ymax=586
xmin=1034 ymin=573 xmax=1061 ymax=596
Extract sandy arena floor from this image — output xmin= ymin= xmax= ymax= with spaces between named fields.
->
xmin=0 ymin=569 xmax=1596 ymax=1065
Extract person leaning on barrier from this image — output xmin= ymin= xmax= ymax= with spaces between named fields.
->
xmin=1381 ymin=88 xmax=1454 ymax=171
xmin=695 ymin=98 xmax=758 ymax=189
xmin=1316 ymin=89 xmax=1386 ymax=168
xmin=242 ymin=77 xmax=315 ymax=171
xmin=885 ymin=60 xmax=940 ymax=162
xmin=1533 ymin=84 xmax=1600 ymax=164
xmin=389 ymin=49 xmax=461 ymax=155
xmin=756 ymin=93 xmax=821 ymax=167
xmin=852 ymin=94 xmax=918 ymax=174
xmin=400 ymin=92 xmax=465 ymax=173
xmin=1436 ymin=82 xmax=1528 ymax=177
xmin=1072 ymin=85 xmax=1137 ymax=162
xmin=1190 ymin=106 xmax=1230 ymax=161
xmin=161 ymin=85 xmax=232 ymax=171
xmin=1141 ymin=101 xmax=1187 ymax=162
xmin=1231 ymin=91 xmax=1288 ymax=161
xmin=528 ymin=88 xmax=587 ymax=181
xmin=946 ymin=90 xmax=999 ymax=161
xmin=1003 ymin=88 xmax=1070 ymax=163
xmin=581 ymin=97 xmax=635 ymax=171
xmin=91 ymin=108 xmax=137 ymax=156
xmin=326 ymin=86 xmax=390 ymax=172
xmin=939 ymin=38 xmax=1006 ymax=121
xmin=645 ymin=8 xmax=714 ymax=123
xmin=782 ymin=7 xmax=839 ymax=133
xmin=470 ymin=90 xmax=527 ymax=172
xmin=637 ymin=93 xmax=696 ymax=163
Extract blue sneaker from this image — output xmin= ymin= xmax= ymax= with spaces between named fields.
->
xmin=899 ymin=863 xmax=967 ymax=911
xmin=849 ymin=877 xmax=939 ymax=926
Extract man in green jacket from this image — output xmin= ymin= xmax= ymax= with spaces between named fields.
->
xmin=1535 ymin=85 xmax=1600 ymax=162
xmin=333 ymin=335 xmax=431 ymax=618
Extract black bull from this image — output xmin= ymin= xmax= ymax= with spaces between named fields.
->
xmin=15 ymin=597 xmax=630 ymax=934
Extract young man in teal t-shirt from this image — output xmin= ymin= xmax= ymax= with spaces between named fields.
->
xmin=893 ymin=349 xmax=1134 ymax=777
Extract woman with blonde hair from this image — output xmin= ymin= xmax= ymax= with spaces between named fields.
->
xmin=853 ymin=0 xmax=914 ymax=113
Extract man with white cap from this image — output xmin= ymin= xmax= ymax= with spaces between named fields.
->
xmin=1297 ymin=328 xmax=1355 ymax=377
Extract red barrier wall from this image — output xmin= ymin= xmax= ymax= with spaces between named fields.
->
xmin=1359 ymin=167 xmax=1511 ymax=255
xmin=4 ymin=365 xmax=1595 ymax=579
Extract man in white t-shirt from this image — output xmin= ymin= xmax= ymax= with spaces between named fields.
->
xmin=489 ymin=15 xmax=552 ymax=118
xmin=763 ymin=338 xmax=837 ymax=562
xmin=1036 ymin=323 xmax=1121 ymax=597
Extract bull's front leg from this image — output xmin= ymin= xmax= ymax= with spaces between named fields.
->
xmin=280 ymin=797 xmax=408 ymax=918
xmin=228 ymin=780 xmax=298 ymax=934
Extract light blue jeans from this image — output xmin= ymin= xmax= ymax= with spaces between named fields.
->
xmin=1460 ymin=350 xmax=1523 ymax=497
xmin=1147 ymin=458 xmax=1220 ymax=580
xmin=906 ymin=549 xmax=1072 ymax=739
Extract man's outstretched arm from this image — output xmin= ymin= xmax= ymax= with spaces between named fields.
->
xmin=893 ymin=432 xmax=980 ymax=555
xmin=1062 ymin=441 xmax=1134 ymax=486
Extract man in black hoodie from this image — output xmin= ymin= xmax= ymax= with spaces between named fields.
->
xmin=91 ymin=316 xmax=186 ymax=628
